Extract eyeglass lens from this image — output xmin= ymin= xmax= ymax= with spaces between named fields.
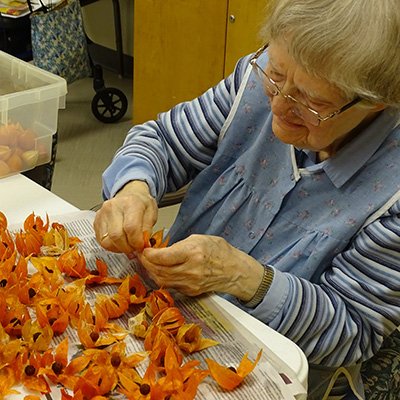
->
xmin=253 ymin=64 xmax=323 ymax=126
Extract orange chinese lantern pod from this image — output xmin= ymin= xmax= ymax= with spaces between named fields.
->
xmin=0 ymin=331 xmax=25 ymax=368
xmin=3 ymin=298 xmax=31 ymax=337
xmin=60 ymin=355 xmax=92 ymax=390
xmin=56 ymin=281 xmax=87 ymax=327
xmin=118 ymin=274 xmax=149 ymax=304
xmin=116 ymin=369 xmax=144 ymax=398
xmin=205 ymin=349 xmax=263 ymax=391
xmin=11 ymin=253 xmax=29 ymax=281
xmin=0 ymin=210 xmax=7 ymax=230
xmin=143 ymin=229 xmax=170 ymax=249
xmin=53 ymin=337 xmax=69 ymax=369
xmin=95 ymin=293 xmax=129 ymax=320
xmin=144 ymin=325 xmax=183 ymax=368
xmin=83 ymin=344 xmax=148 ymax=393
xmin=23 ymin=212 xmax=49 ymax=235
xmin=75 ymin=364 xmax=117 ymax=397
xmin=79 ymin=302 xmax=100 ymax=327
xmin=152 ymin=306 xmax=186 ymax=336
xmin=77 ymin=317 xmax=125 ymax=349
xmin=117 ymin=363 xmax=157 ymax=399
xmin=19 ymin=270 xmax=61 ymax=307
xmin=29 ymin=257 xmax=64 ymax=293
xmin=95 ymin=258 xmax=108 ymax=276
xmin=160 ymin=341 xmax=183 ymax=370
xmin=128 ymin=309 xmax=150 ymax=339
xmin=84 ymin=258 xmax=124 ymax=285
xmin=57 ymin=357 xmax=89 ymax=390
xmin=0 ymin=251 xmax=19 ymax=281
xmin=30 ymin=255 xmax=60 ymax=274
xmin=154 ymin=344 xmax=208 ymax=400
xmin=21 ymin=319 xmax=53 ymax=352
xmin=41 ymin=224 xmax=81 ymax=257
xmin=51 ymin=222 xmax=81 ymax=246
xmin=181 ymin=368 xmax=210 ymax=399
xmin=0 ymin=229 xmax=15 ymax=260
xmin=43 ymin=347 xmax=91 ymax=390
xmin=35 ymin=297 xmax=70 ymax=335
xmin=15 ymin=350 xmax=52 ymax=394
xmin=0 ymin=366 xmax=19 ymax=398
xmin=57 ymin=248 xmax=89 ymax=278
xmin=14 ymin=231 xmax=42 ymax=257
xmin=143 ymin=323 xmax=173 ymax=350
xmin=50 ymin=312 xmax=70 ymax=336
xmin=145 ymin=288 xmax=175 ymax=318
xmin=176 ymin=323 xmax=219 ymax=354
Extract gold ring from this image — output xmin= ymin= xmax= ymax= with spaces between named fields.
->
xmin=101 ymin=232 xmax=109 ymax=241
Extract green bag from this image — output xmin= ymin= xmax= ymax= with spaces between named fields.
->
xmin=29 ymin=0 xmax=91 ymax=83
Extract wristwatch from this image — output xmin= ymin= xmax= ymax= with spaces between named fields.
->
xmin=241 ymin=265 xmax=274 ymax=308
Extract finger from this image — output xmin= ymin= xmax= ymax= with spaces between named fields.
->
xmin=142 ymin=242 xmax=190 ymax=266
xmin=103 ymin=231 xmax=133 ymax=254
xmin=123 ymin=201 xmax=156 ymax=251
xmin=94 ymin=201 xmax=135 ymax=253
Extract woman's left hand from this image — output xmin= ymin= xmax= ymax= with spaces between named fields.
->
xmin=138 ymin=234 xmax=264 ymax=301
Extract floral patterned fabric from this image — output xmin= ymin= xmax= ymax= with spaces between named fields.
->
xmin=361 ymin=329 xmax=400 ymax=399
xmin=30 ymin=0 xmax=91 ymax=84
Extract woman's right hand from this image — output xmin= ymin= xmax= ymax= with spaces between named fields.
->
xmin=93 ymin=180 xmax=158 ymax=254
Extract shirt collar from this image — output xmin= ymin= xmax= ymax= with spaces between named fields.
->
xmin=301 ymin=110 xmax=399 ymax=188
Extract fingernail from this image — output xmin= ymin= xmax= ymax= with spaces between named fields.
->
xmin=127 ymin=252 xmax=136 ymax=260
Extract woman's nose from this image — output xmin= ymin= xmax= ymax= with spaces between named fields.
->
xmin=270 ymin=93 xmax=293 ymax=116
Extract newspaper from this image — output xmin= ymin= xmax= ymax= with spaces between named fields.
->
xmin=7 ymin=210 xmax=307 ymax=400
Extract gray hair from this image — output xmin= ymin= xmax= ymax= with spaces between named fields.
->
xmin=261 ymin=0 xmax=400 ymax=112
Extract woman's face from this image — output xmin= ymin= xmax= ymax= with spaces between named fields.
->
xmin=266 ymin=40 xmax=377 ymax=155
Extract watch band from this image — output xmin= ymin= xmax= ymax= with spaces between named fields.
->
xmin=241 ymin=265 xmax=274 ymax=308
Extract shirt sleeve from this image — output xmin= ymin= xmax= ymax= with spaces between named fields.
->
xmin=102 ymin=55 xmax=252 ymax=201
xmin=235 ymin=199 xmax=400 ymax=367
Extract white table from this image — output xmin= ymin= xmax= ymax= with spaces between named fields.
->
xmin=0 ymin=174 xmax=309 ymax=394
xmin=0 ymin=174 xmax=78 ymax=224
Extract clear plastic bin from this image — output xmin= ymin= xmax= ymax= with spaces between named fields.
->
xmin=0 ymin=50 xmax=67 ymax=178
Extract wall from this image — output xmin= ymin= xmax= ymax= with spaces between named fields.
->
xmin=81 ymin=0 xmax=133 ymax=57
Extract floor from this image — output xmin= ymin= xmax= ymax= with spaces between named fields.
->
xmin=51 ymin=68 xmax=179 ymax=231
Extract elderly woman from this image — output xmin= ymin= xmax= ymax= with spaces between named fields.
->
xmin=94 ymin=0 xmax=400 ymax=398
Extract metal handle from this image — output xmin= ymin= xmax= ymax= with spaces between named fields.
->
xmin=229 ymin=14 xmax=236 ymax=23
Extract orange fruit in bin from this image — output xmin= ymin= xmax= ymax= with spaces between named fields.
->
xmin=7 ymin=152 xmax=23 ymax=172
xmin=0 ymin=123 xmax=40 ymax=173
xmin=0 ymin=160 xmax=10 ymax=177
xmin=18 ymin=130 xmax=36 ymax=150
xmin=0 ymin=145 xmax=11 ymax=161
xmin=0 ymin=129 xmax=9 ymax=146
xmin=21 ymin=150 xmax=39 ymax=169
xmin=0 ymin=126 xmax=17 ymax=147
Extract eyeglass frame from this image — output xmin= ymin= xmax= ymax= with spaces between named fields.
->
xmin=249 ymin=44 xmax=361 ymax=126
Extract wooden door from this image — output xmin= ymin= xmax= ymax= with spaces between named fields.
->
xmin=224 ymin=0 xmax=269 ymax=76
xmin=133 ymin=0 xmax=228 ymax=124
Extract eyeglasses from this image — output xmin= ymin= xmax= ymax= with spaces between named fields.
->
xmin=249 ymin=44 xmax=361 ymax=127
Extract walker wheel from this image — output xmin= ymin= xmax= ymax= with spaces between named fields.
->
xmin=91 ymin=87 xmax=128 ymax=123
